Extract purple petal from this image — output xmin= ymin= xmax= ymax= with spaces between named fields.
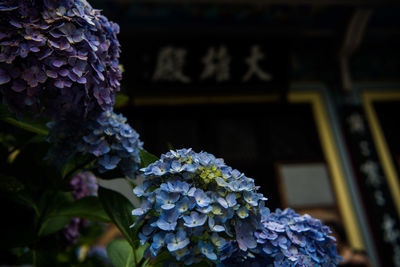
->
xmin=9 ymin=20 xmax=22 ymax=28
xmin=54 ymin=80 xmax=65 ymax=88
xmin=37 ymin=72 xmax=47 ymax=83
xmin=30 ymin=46 xmax=40 ymax=53
xmin=11 ymin=80 xmax=26 ymax=92
xmin=38 ymin=49 xmax=53 ymax=60
xmin=77 ymin=77 xmax=86 ymax=84
xmin=0 ymin=69 xmax=10 ymax=84
xmin=68 ymin=71 xmax=78 ymax=82
xmin=0 ymin=6 xmax=18 ymax=11
xmin=59 ymin=69 xmax=69 ymax=77
xmin=46 ymin=70 xmax=58 ymax=78
xmin=52 ymin=59 xmax=66 ymax=68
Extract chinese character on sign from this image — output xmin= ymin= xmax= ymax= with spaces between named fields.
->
xmin=200 ymin=45 xmax=231 ymax=82
xmin=374 ymin=190 xmax=386 ymax=206
xmin=382 ymin=214 xmax=400 ymax=244
xmin=359 ymin=140 xmax=371 ymax=157
xmin=360 ymin=160 xmax=382 ymax=187
xmin=393 ymin=245 xmax=400 ymax=267
xmin=152 ymin=46 xmax=191 ymax=83
xmin=346 ymin=113 xmax=365 ymax=134
xmin=243 ymin=45 xmax=272 ymax=82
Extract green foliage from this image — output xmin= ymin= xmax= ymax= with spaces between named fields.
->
xmin=38 ymin=216 xmax=71 ymax=237
xmin=0 ymin=104 xmax=48 ymax=136
xmin=139 ymin=149 xmax=159 ymax=168
xmin=55 ymin=196 xmax=111 ymax=223
xmin=107 ymin=239 xmax=135 ymax=267
xmin=0 ymin=103 xmax=11 ymax=119
xmin=0 ymin=174 xmax=24 ymax=193
xmin=0 ymin=96 xmax=158 ymax=266
xmin=149 ymin=251 xmax=174 ymax=267
xmin=60 ymin=154 xmax=94 ymax=180
xmin=36 ymin=191 xmax=72 ymax=237
xmin=98 ymin=187 xmax=141 ymax=249
xmin=2 ymin=117 xmax=48 ymax=136
xmin=38 ymin=194 xmax=110 ymax=237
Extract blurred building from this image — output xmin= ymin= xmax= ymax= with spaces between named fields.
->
xmin=94 ymin=0 xmax=400 ymax=266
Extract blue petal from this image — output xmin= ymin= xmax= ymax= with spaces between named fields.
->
xmin=161 ymin=203 xmax=176 ymax=210
xmin=217 ymin=197 xmax=228 ymax=209
xmin=235 ymin=221 xmax=257 ymax=251
xmin=226 ymin=193 xmax=237 ymax=207
xmin=194 ymin=189 xmax=211 ymax=208
xmin=199 ymin=240 xmax=217 ymax=261
xmin=183 ymin=211 xmax=207 ymax=227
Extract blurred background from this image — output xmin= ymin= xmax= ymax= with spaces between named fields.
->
xmin=93 ymin=1 xmax=400 ymax=266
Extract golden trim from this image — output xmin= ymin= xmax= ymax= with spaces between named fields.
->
xmin=288 ymin=91 xmax=364 ymax=250
xmin=362 ymin=91 xmax=400 ymax=219
xmin=132 ymin=94 xmax=279 ymax=106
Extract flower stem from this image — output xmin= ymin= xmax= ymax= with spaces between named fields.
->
xmin=1 ymin=117 xmax=48 ymax=136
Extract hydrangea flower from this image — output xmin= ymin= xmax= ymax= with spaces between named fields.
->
xmin=63 ymin=217 xmax=82 ymax=244
xmin=47 ymin=110 xmax=143 ymax=178
xmin=63 ymin=171 xmax=98 ymax=244
xmin=131 ymin=148 xmax=268 ymax=264
xmin=77 ymin=110 xmax=143 ymax=178
xmin=0 ymin=0 xmax=121 ymax=121
xmin=254 ymin=208 xmax=340 ymax=266
xmin=70 ymin=171 xmax=98 ymax=199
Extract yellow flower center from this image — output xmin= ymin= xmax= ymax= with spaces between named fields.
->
xmin=198 ymin=165 xmax=222 ymax=184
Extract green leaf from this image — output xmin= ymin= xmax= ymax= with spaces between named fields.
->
xmin=54 ymin=196 xmax=111 ymax=222
xmin=0 ymin=174 xmax=24 ymax=193
xmin=0 ymin=132 xmax=17 ymax=147
xmin=1 ymin=117 xmax=48 ymax=136
xmin=135 ymin=244 xmax=148 ymax=266
xmin=35 ymin=191 xmax=72 ymax=237
xmin=12 ymin=193 xmax=40 ymax=216
xmin=0 ymin=103 xmax=12 ymax=119
xmin=0 ymin=103 xmax=48 ymax=136
xmin=149 ymin=250 xmax=174 ymax=267
xmin=107 ymin=239 xmax=135 ymax=267
xmin=60 ymin=154 xmax=93 ymax=179
xmin=98 ymin=187 xmax=139 ymax=249
xmin=139 ymin=149 xmax=159 ymax=168
xmin=38 ymin=216 xmax=70 ymax=237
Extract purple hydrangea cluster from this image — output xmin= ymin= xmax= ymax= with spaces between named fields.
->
xmin=70 ymin=171 xmax=98 ymax=199
xmin=63 ymin=217 xmax=82 ymax=244
xmin=63 ymin=171 xmax=98 ymax=244
xmin=77 ymin=110 xmax=143 ymax=178
xmin=0 ymin=0 xmax=121 ymax=121
xmin=255 ymin=208 xmax=340 ymax=266
xmin=131 ymin=148 xmax=269 ymax=265
xmin=47 ymin=110 xmax=143 ymax=178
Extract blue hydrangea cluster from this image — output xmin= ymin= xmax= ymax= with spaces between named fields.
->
xmin=0 ymin=0 xmax=121 ymax=121
xmin=47 ymin=110 xmax=143 ymax=178
xmin=131 ymin=148 xmax=269 ymax=265
xmin=77 ymin=110 xmax=143 ymax=178
xmin=254 ymin=208 xmax=340 ymax=266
